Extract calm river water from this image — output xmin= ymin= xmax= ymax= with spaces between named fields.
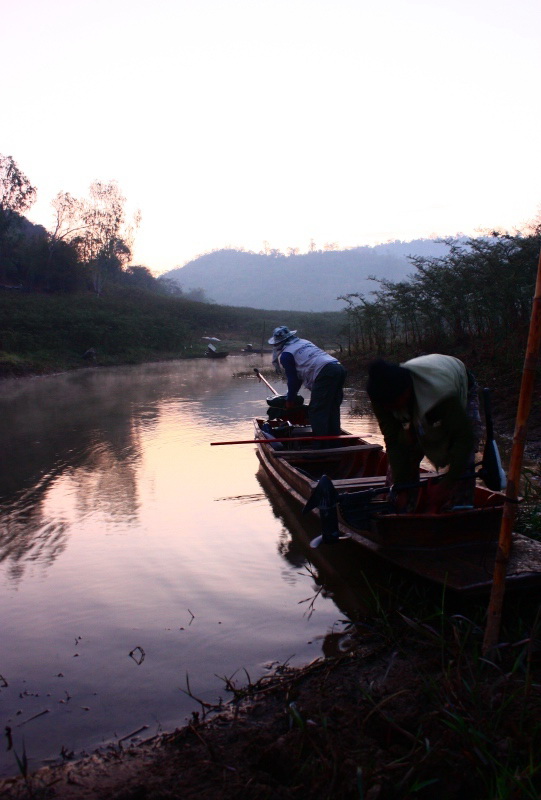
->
xmin=0 ymin=356 xmax=384 ymax=777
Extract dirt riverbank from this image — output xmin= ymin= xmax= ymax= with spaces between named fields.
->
xmin=1 ymin=596 xmax=540 ymax=800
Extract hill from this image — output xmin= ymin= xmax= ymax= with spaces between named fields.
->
xmin=161 ymin=238 xmax=463 ymax=311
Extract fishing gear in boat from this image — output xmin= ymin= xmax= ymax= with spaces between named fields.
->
xmin=253 ymin=367 xmax=308 ymax=425
xmin=304 ymin=474 xmax=447 ymax=549
xmin=302 ymin=475 xmax=343 ymax=547
xmin=477 ymin=387 xmax=507 ymax=492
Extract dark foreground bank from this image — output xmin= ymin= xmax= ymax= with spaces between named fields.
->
xmin=1 ymin=592 xmax=540 ymax=800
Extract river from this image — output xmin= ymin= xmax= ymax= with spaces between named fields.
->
xmin=0 ymin=356 xmax=385 ymax=778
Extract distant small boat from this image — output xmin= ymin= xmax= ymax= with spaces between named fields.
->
xmin=205 ymin=343 xmax=229 ymax=358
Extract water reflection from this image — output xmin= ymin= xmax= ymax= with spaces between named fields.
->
xmin=0 ymin=357 xmax=389 ymax=778
xmin=0 ymin=359 xmax=266 ymax=580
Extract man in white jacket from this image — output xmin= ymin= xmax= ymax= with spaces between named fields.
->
xmin=269 ymin=326 xmax=347 ymax=441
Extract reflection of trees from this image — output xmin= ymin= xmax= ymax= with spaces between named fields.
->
xmin=0 ymin=373 xmax=138 ymax=502
xmin=0 ymin=356 xmax=273 ymax=506
xmin=0 ymin=356 xmax=275 ymax=580
xmin=72 ymin=443 xmax=139 ymax=524
xmin=0 ymin=370 xmax=147 ymax=580
xmin=0 ymin=506 xmax=67 ymax=582
xmin=0 ymin=439 xmax=140 ymax=582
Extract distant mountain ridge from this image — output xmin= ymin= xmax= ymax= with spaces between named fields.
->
xmin=161 ymin=238 xmax=463 ymax=311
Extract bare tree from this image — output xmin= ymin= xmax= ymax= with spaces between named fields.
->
xmin=50 ymin=180 xmax=141 ymax=296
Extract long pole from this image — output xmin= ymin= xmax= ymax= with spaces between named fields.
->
xmin=253 ymin=367 xmax=279 ymax=396
xmin=211 ymin=435 xmax=359 ymax=446
xmin=483 ymin=248 xmax=541 ymax=653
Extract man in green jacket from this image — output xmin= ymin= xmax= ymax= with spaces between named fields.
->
xmin=366 ymin=354 xmax=481 ymax=513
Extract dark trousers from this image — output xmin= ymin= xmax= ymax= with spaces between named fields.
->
xmin=308 ymin=362 xmax=347 ymax=438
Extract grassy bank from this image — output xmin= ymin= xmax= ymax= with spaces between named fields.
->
xmin=0 ymin=288 xmax=346 ymax=377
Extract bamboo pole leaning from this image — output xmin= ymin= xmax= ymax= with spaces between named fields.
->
xmin=483 ymin=248 xmax=541 ymax=653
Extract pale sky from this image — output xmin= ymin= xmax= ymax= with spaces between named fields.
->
xmin=2 ymin=0 xmax=540 ymax=274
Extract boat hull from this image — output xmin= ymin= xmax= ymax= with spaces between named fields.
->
xmin=253 ymin=417 xmax=541 ymax=594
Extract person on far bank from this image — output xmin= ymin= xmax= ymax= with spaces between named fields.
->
xmin=268 ymin=326 xmax=347 ymax=442
xmin=366 ymin=353 xmax=482 ymax=514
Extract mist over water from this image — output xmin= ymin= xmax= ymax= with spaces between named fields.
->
xmin=0 ymin=357 xmax=383 ymax=777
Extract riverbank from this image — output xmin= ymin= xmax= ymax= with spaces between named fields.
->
xmin=0 ymin=288 xmax=344 ymax=380
xmin=2 ymin=588 xmax=540 ymax=800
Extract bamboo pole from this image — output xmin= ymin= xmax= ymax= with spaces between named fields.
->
xmin=483 ymin=248 xmax=541 ymax=653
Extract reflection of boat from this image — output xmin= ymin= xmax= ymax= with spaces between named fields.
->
xmin=255 ymin=467 xmax=387 ymax=619
xmin=254 ymin=416 xmax=541 ymax=595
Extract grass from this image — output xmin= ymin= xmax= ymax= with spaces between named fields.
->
xmin=198 ymin=566 xmax=541 ymax=799
xmin=0 ymin=287 xmax=346 ymax=377
xmin=515 ymin=467 xmax=541 ymax=541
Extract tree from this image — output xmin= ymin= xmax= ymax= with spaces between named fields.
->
xmin=185 ymin=287 xmax=209 ymax=302
xmin=338 ymin=228 xmax=541 ymax=362
xmin=123 ymin=265 xmax=157 ymax=291
xmin=0 ymin=155 xmax=37 ymax=282
xmin=156 ymin=276 xmax=184 ymax=296
xmin=52 ymin=180 xmax=141 ymax=296
xmin=80 ymin=181 xmax=131 ymax=295
xmin=50 ymin=191 xmax=85 ymax=244
xmin=0 ymin=155 xmax=36 ymax=221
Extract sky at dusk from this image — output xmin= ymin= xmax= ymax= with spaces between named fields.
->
xmin=2 ymin=0 xmax=540 ymax=274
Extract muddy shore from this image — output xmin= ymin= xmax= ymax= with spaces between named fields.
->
xmin=1 ymin=593 xmax=540 ymax=800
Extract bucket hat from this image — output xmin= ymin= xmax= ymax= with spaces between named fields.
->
xmin=268 ymin=326 xmax=297 ymax=345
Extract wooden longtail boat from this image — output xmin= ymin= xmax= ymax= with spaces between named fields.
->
xmin=205 ymin=350 xmax=229 ymax=358
xmin=254 ymin=416 xmax=541 ymax=595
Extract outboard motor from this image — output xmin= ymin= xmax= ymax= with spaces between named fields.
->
xmin=303 ymin=475 xmax=341 ymax=544
xmin=266 ymin=394 xmax=308 ymax=425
